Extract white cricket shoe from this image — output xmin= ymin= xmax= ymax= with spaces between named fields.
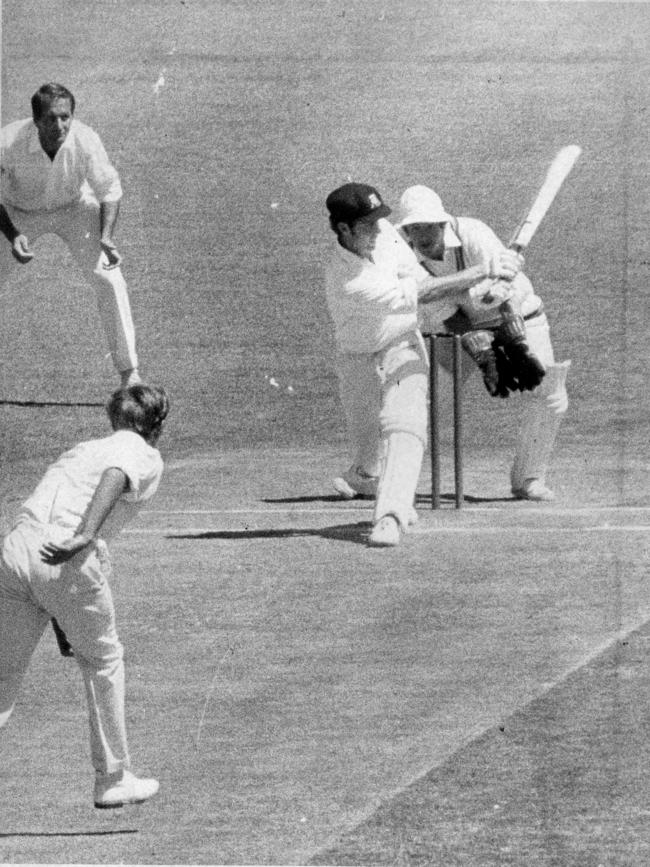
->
xmin=120 ymin=368 xmax=141 ymax=389
xmin=512 ymin=479 xmax=555 ymax=501
xmin=94 ymin=769 xmax=159 ymax=809
xmin=368 ymin=515 xmax=401 ymax=547
xmin=332 ymin=466 xmax=378 ymax=500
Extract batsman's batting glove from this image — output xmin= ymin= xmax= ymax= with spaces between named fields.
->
xmin=461 ymin=330 xmax=501 ymax=397
xmin=51 ymin=618 xmax=74 ymax=658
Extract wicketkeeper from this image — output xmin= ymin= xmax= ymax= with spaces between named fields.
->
xmin=396 ymin=184 xmax=570 ymax=501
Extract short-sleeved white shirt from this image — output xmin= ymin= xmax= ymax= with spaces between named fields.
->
xmin=0 ymin=117 xmax=122 ymax=212
xmin=324 ymin=219 xmax=423 ymax=354
xmin=19 ymin=430 xmax=163 ymax=540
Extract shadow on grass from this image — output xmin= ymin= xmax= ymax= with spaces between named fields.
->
xmin=0 ymin=400 xmax=104 ymax=408
xmin=262 ymin=494 xmax=369 ymax=504
xmin=166 ymin=521 xmax=371 ymax=545
xmin=265 ymin=492 xmax=516 ymax=507
xmin=415 ymin=492 xmax=515 ymax=505
xmin=0 ymin=829 xmax=138 ymax=838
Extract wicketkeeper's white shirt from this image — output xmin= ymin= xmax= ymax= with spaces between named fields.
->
xmin=412 ymin=217 xmax=543 ymax=328
xmin=18 ymin=430 xmax=163 ymax=540
xmin=325 ymin=219 xmax=422 ymax=354
xmin=0 ymin=117 xmax=122 ymax=212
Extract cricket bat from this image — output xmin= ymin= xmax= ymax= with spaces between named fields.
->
xmin=508 ymin=145 xmax=582 ymax=253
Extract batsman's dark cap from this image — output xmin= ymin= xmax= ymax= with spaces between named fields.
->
xmin=326 ymin=182 xmax=391 ymax=224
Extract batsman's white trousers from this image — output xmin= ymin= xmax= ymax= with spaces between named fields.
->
xmin=0 ymin=199 xmax=138 ymax=374
xmin=336 ymin=331 xmax=428 ymax=526
xmin=0 ymin=519 xmax=131 ymax=775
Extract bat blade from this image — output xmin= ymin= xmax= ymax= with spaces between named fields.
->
xmin=509 ymin=145 xmax=581 ymax=252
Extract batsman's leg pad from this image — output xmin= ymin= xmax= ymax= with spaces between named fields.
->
xmin=373 ymin=432 xmax=425 ymax=530
xmin=511 ymin=360 xmax=571 ymax=491
xmin=378 ymin=336 xmax=428 ymax=444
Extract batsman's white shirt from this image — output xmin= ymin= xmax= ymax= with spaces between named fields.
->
xmin=325 ymin=219 xmax=422 ymax=354
xmin=0 ymin=117 xmax=122 ymax=212
xmin=18 ymin=430 xmax=163 ymax=541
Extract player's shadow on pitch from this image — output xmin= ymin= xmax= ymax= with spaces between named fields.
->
xmin=414 ymin=492 xmax=515 ymax=505
xmin=0 ymin=830 xmax=138 ymax=838
xmin=267 ymin=493 xmax=515 ymax=506
xmin=167 ymin=522 xmax=371 ymax=545
xmin=262 ymin=495 xmax=361 ymax=504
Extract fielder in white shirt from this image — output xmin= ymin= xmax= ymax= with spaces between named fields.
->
xmin=0 ymin=82 xmax=140 ymax=387
xmin=0 ymin=384 xmax=168 ymax=808
xmin=395 ymin=185 xmax=571 ymax=501
xmin=324 ymin=182 xmax=519 ymax=546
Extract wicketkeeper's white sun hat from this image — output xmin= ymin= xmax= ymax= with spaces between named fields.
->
xmin=395 ymin=185 xmax=452 ymax=227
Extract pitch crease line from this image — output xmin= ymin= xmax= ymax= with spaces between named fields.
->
xmin=124 ymin=524 xmax=650 ymax=536
xmin=144 ymin=505 xmax=650 ymax=516
xmin=308 ymin=616 xmax=650 ymax=864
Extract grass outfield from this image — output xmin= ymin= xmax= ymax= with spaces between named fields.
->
xmin=1 ymin=1 xmax=649 ymax=865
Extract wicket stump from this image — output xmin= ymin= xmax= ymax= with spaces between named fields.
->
xmin=427 ymin=333 xmax=464 ymax=509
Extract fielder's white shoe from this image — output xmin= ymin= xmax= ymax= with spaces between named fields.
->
xmin=512 ymin=479 xmax=555 ymax=501
xmin=332 ymin=466 xmax=379 ymax=500
xmin=368 ymin=515 xmax=401 ymax=547
xmin=120 ymin=368 xmax=142 ymax=389
xmin=94 ymin=769 xmax=159 ymax=809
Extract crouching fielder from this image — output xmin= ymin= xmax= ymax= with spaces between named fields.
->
xmin=0 ymin=384 xmax=169 ymax=808
xmin=324 ymin=183 xmax=519 ymax=546
xmin=395 ymin=185 xmax=570 ymax=501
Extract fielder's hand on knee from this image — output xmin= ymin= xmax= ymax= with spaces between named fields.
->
xmin=100 ymin=239 xmax=123 ymax=269
xmin=11 ymin=234 xmax=34 ymax=263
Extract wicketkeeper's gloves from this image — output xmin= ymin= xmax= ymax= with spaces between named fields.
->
xmin=492 ymin=301 xmax=546 ymax=393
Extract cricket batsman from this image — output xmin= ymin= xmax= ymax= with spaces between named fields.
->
xmin=325 ymin=182 xmax=521 ymax=545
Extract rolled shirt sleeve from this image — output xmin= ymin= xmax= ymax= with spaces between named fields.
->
xmin=83 ymin=127 xmax=122 ymax=203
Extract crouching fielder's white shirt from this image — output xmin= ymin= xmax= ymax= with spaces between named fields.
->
xmin=18 ymin=429 xmax=163 ymax=540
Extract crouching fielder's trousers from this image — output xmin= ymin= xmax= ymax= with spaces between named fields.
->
xmin=0 ymin=199 xmax=138 ymax=375
xmin=0 ymin=520 xmax=131 ymax=775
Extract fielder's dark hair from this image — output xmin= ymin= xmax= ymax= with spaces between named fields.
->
xmin=107 ymin=384 xmax=170 ymax=443
xmin=31 ymin=82 xmax=76 ymax=120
